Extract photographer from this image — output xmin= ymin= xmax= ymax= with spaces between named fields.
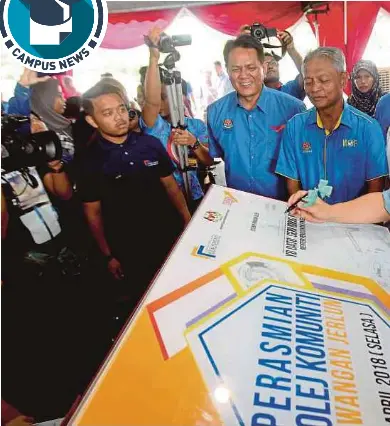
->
xmin=141 ymin=27 xmax=213 ymax=211
xmin=2 ymin=117 xmax=72 ymax=275
xmin=1 ymin=116 xmax=77 ymax=417
xmin=240 ymin=26 xmax=305 ymax=100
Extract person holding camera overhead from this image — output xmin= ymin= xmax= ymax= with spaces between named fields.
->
xmin=240 ymin=25 xmax=306 ymax=100
xmin=206 ymin=30 xmax=305 ymax=201
xmin=140 ymin=27 xmax=212 ymax=212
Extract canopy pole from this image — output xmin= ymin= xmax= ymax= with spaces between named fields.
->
xmin=314 ymin=16 xmax=320 ymax=46
xmin=344 ymin=0 xmax=348 ymax=45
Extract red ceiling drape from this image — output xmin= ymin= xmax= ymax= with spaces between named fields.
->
xmin=102 ymin=1 xmax=304 ymax=49
xmin=307 ymin=1 xmax=388 ymax=93
xmin=103 ymin=8 xmax=179 ymax=49
xmin=188 ymin=2 xmax=303 ymax=36
xmin=307 ymin=1 xmax=386 ymax=72
xmin=104 ymin=1 xmax=388 ymax=89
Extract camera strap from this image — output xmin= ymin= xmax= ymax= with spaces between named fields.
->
xmin=261 ymin=30 xmax=291 ymax=61
xmin=262 ymin=41 xmax=288 ymax=61
xmin=143 ymin=35 xmax=158 ymax=50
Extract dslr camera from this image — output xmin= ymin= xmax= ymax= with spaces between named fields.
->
xmin=1 ymin=114 xmax=62 ymax=173
xmin=249 ymin=23 xmax=277 ymax=42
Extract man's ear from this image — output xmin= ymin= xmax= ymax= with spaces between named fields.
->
xmin=85 ymin=114 xmax=98 ymax=129
xmin=263 ymin=61 xmax=269 ymax=76
xmin=340 ymin=72 xmax=348 ymax=89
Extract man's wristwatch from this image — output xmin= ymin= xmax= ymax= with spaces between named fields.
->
xmin=105 ymin=254 xmax=114 ymax=263
xmin=191 ymin=139 xmax=201 ymax=151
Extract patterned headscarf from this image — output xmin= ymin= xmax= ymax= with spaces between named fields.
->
xmin=348 ymin=60 xmax=382 ymax=116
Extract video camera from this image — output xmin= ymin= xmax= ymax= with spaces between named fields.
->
xmin=1 ymin=114 xmax=62 ymax=173
xmin=249 ymin=23 xmax=277 ymax=42
xmin=151 ymin=33 xmax=192 ymax=54
xmin=144 ymin=32 xmax=191 ymax=54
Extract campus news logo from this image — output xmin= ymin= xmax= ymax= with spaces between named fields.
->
xmin=1 ymin=0 xmax=108 ymax=72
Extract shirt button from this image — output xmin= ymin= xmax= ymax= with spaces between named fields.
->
xmin=249 ymin=115 xmax=252 ymax=119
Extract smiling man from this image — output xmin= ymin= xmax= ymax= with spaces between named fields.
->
xmin=206 ymin=35 xmax=305 ymax=200
xmin=276 ymin=47 xmax=388 ymax=204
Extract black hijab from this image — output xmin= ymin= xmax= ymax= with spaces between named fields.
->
xmin=348 ymin=60 xmax=382 ymax=116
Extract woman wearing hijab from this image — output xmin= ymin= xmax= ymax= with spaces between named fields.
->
xmin=30 ymin=78 xmax=76 ymax=165
xmin=30 ymin=78 xmax=93 ymax=257
xmin=348 ymin=59 xmax=383 ymax=116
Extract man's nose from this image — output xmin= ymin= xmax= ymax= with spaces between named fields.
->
xmin=239 ymin=68 xmax=250 ymax=78
xmin=311 ymin=80 xmax=322 ymax=92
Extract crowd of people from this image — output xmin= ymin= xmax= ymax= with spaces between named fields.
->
xmin=1 ymin=24 xmax=389 ymax=424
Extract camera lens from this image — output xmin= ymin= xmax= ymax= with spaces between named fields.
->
xmin=128 ymin=109 xmax=137 ymax=120
xmin=253 ymin=28 xmax=265 ymax=39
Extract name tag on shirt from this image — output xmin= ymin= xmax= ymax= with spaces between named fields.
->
xmin=144 ymin=160 xmax=159 ymax=167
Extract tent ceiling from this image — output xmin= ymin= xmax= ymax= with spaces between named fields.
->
xmin=107 ymin=1 xmax=240 ymax=13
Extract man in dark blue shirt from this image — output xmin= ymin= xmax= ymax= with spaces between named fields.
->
xmin=79 ymin=83 xmax=191 ymax=301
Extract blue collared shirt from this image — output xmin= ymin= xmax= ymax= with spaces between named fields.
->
xmin=207 ymin=86 xmax=305 ymax=199
xmin=383 ymin=189 xmax=390 ymax=215
xmin=276 ymin=103 xmax=388 ymax=204
xmin=279 ymin=75 xmax=306 ymax=101
xmin=140 ymin=115 xmax=208 ymax=200
xmin=375 ymin=93 xmax=390 ymax=140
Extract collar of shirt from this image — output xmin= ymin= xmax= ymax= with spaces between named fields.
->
xmin=98 ymin=132 xmax=136 ymax=151
xmin=232 ymin=85 xmax=270 ymax=113
xmin=308 ymin=102 xmax=353 ymax=135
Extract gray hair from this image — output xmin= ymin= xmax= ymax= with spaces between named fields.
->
xmin=303 ymin=47 xmax=346 ymax=73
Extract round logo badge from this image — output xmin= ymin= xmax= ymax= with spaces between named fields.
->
xmin=0 ymin=0 xmax=108 ymax=73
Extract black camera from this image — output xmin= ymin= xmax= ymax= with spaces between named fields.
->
xmin=250 ymin=23 xmax=277 ymax=42
xmin=145 ymin=32 xmax=192 ymax=54
xmin=128 ymin=108 xmax=140 ymax=120
xmin=1 ymin=114 xmax=62 ymax=172
xmin=158 ymin=33 xmax=192 ymax=53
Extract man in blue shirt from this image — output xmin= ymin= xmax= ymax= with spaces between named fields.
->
xmin=375 ymin=93 xmax=390 ymax=140
xmin=206 ymin=35 xmax=305 ymax=200
xmin=140 ymin=28 xmax=211 ymax=210
xmin=263 ymin=30 xmax=306 ymax=101
xmin=276 ymin=47 xmax=387 ymax=204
